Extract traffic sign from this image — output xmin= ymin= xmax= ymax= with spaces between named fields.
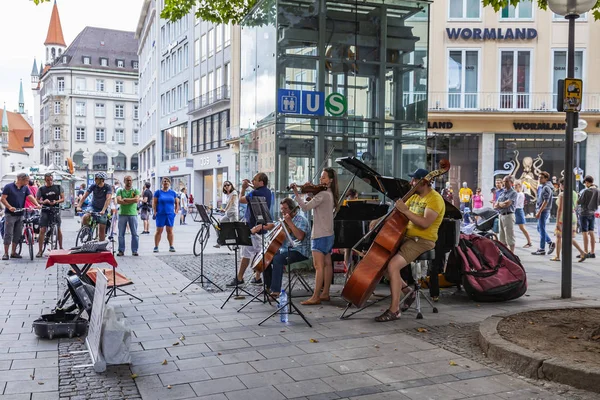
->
xmin=301 ymin=91 xmax=325 ymax=115
xmin=563 ymin=78 xmax=583 ymax=112
xmin=277 ymin=89 xmax=301 ymax=114
xmin=326 ymin=93 xmax=347 ymax=116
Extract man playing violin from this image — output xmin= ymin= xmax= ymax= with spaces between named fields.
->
xmin=226 ymin=173 xmax=272 ymax=287
xmin=374 ymin=168 xmax=445 ymax=322
xmin=261 ymin=198 xmax=311 ymax=297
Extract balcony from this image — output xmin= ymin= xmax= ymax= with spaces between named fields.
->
xmin=188 ymin=85 xmax=230 ymax=114
xmin=427 ymin=92 xmax=600 ymax=113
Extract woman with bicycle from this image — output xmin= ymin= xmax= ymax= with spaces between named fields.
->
xmin=1 ymin=172 xmax=41 ymax=260
xmin=36 ymin=173 xmax=65 ymax=257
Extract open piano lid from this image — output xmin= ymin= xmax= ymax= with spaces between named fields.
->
xmin=336 ymin=157 xmax=411 ymax=201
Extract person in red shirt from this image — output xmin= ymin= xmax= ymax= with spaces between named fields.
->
xmin=25 ymin=180 xmax=38 ymax=209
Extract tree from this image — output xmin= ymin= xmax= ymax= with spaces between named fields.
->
xmin=482 ymin=0 xmax=600 ymax=20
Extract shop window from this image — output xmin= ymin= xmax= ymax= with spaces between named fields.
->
xmin=499 ymin=50 xmax=531 ymax=110
xmin=447 ymin=49 xmax=479 ymax=109
xmin=401 ymin=50 xmax=428 ymax=108
xmin=552 ymin=50 xmax=583 ymax=109
xmin=162 ymin=124 xmax=188 ymax=161
xmin=93 ymin=151 xmax=107 ymax=170
xmin=449 ymin=0 xmax=480 ymax=19
xmin=501 ymin=0 xmax=532 ymax=19
xmin=131 ymin=154 xmax=139 ymax=171
xmin=112 ymin=152 xmax=126 ymax=170
xmin=72 ymin=150 xmax=85 ymax=170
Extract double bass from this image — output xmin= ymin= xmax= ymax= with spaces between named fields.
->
xmin=252 ymin=206 xmax=300 ymax=273
xmin=341 ymin=160 xmax=451 ymax=308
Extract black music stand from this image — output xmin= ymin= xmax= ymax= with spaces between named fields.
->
xmin=180 ymin=204 xmax=222 ymax=292
xmin=259 ymin=244 xmax=311 ymax=327
xmin=220 ymin=222 xmax=254 ymax=309
xmin=237 ymin=197 xmax=276 ymax=312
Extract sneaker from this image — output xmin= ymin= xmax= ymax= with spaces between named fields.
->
xmin=588 ymin=253 xmax=596 ymax=258
xmin=531 ymin=249 xmax=546 ymax=255
xmin=226 ymin=278 xmax=244 ymax=287
xmin=213 ymin=244 xmax=221 ymax=248
xmin=2 ymin=254 xmax=8 ymax=260
xmin=11 ymin=254 xmax=22 ymax=259
xmin=153 ymin=247 xmax=159 ymax=253
xmin=117 ymin=251 xmax=124 ymax=256
xmin=250 ymin=277 xmax=263 ymax=285
xmin=132 ymin=252 xmax=139 ymax=256
xmin=548 ymin=242 xmax=556 ymax=255
xmin=169 ymin=246 xmax=176 ymax=252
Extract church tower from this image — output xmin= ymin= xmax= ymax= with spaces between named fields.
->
xmin=30 ymin=59 xmax=39 ymax=90
xmin=44 ymin=0 xmax=66 ymax=65
xmin=18 ymin=80 xmax=25 ymax=115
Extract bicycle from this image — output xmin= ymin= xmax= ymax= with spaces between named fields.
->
xmin=75 ymin=211 xmax=111 ymax=246
xmin=41 ymin=205 xmax=70 ymax=253
xmin=193 ymin=205 xmax=222 ymax=256
xmin=13 ymin=208 xmax=37 ymax=261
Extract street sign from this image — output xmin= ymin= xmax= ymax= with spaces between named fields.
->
xmin=301 ymin=91 xmax=325 ymax=115
xmin=277 ymin=89 xmax=301 ymax=114
xmin=563 ymin=78 xmax=583 ymax=112
xmin=326 ymin=93 xmax=347 ymax=116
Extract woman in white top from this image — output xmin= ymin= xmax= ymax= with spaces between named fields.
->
xmin=221 ymin=181 xmax=239 ymax=222
xmin=293 ymin=167 xmax=339 ymax=305
xmin=179 ymin=187 xmax=189 ymax=225
xmin=514 ymin=180 xmax=532 ymax=248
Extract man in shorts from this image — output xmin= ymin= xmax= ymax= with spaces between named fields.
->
xmin=578 ymin=175 xmax=599 ymax=259
xmin=140 ymin=182 xmax=153 ymax=234
xmin=36 ymin=173 xmax=65 ymax=257
xmin=373 ymin=168 xmax=445 ymax=322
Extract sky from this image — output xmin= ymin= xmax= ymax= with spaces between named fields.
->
xmin=0 ymin=0 xmax=144 ymax=115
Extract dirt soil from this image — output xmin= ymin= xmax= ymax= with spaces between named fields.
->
xmin=498 ymin=308 xmax=600 ymax=369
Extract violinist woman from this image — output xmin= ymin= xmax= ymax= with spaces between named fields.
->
xmin=262 ymin=198 xmax=311 ymax=297
xmin=292 ymin=167 xmax=339 ymax=305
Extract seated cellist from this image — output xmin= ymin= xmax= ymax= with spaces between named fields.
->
xmin=262 ymin=198 xmax=311 ymax=298
xmin=372 ymin=168 xmax=445 ymax=322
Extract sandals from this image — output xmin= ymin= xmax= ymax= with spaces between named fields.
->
xmin=550 ymin=256 xmax=560 ymax=261
xmin=578 ymin=254 xmax=587 ymax=262
xmin=319 ymin=295 xmax=331 ymax=302
xmin=523 ymin=243 xmax=532 ymax=248
xmin=400 ymin=288 xmax=417 ymax=312
xmin=375 ymin=309 xmax=400 ymax=322
xmin=300 ymin=298 xmax=321 ymax=305
xmin=36 ymin=252 xmax=44 ymax=258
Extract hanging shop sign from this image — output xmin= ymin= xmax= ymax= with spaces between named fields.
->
xmin=446 ymin=28 xmax=538 ymax=41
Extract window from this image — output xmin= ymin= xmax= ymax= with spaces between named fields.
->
xmin=224 ymin=23 xmax=231 ymax=47
xmin=166 ymin=91 xmax=171 ymax=113
xmin=184 ymin=43 xmax=189 ymax=68
xmin=183 ymin=81 xmax=189 ymax=104
xmin=216 ymin=67 xmax=222 ymax=92
xmin=76 ymin=127 xmax=86 ymax=141
xmin=54 ymin=127 xmax=61 ymax=140
xmin=552 ymin=50 xmax=583 ymax=107
xmin=194 ymin=79 xmax=200 ymax=98
xmin=225 ymin=63 xmax=230 ymax=89
xmin=117 ymin=59 xmax=124 ymax=68
xmin=115 ymin=129 xmax=125 ymax=143
xmin=499 ymin=50 xmax=531 ymax=109
xmin=54 ymin=152 xmax=62 ymax=166
xmin=75 ymin=101 xmax=86 ymax=116
xmin=133 ymin=61 xmax=139 ymax=69
xmin=161 ymin=94 xmax=165 ymax=115
xmin=172 ymin=88 xmax=176 ymax=110
xmin=93 ymin=151 xmax=107 ymax=170
xmin=166 ymin=57 xmax=171 ymax=80
xmin=201 ymin=75 xmax=207 ymax=97
xmin=115 ymin=104 xmax=124 ymax=118
xmin=208 ymin=71 xmax=214 ymax=101
xmin=177 ymin=85 xmax=183 ymax=109
xmin=161 ymin=124 xmax=188 ymax=161
xmin=83 ymin=56 xmax=91 ymax=65
xmin=216 ymin=25 xmax=223 ymax=52
xmin=201 ymin=34 xmax=207 ymax=62
xmin=177 ymin=48 xmax=183 ymax=73
xmin=95 ymin=128 xmax=106 ymax=142
xmin=208 ymin=29 xmax=214 ymax=58
xmin=194 ymin=39 xmax=200 ymax=65
xmin=75 ymin=78 xmax=86 ymax=90
xmin=96 ymin=79 xmax=105 ymax=92
xmin=134 ymin=82 xmax=139 ymax=94
xmin=161 ymin=26 xmax=166 ymax=48
xmin=448 ymin=50 xmax=479 ymax=109
xmin=100 ymin=58 xmax=108 ymax=67
xmin=54 ymin=101 xmax=61 ymax=115
xmin=449 ymin=0 xmax=480 ymax=19
xmin=501 ymin=0 xmax=532 ymax=19
xmin=161 ymin=60 xmax=165 ymax=81
xmin=133 ymin=129 xmax=139 ymax=145
xmin=95 ymin=103 xmax=105 ymax=117
xmin=57 ymin=77 xmax=65 ymax=92
xmin=134 ymin=105 xmax=139 ymax=119
xmin=115 ymin=81 xmax=124 ymax=93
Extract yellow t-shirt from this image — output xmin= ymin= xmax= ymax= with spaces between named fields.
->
xmin=459 ymin=187 xmax=473 ymax=203
xmin=405 ymin=190 xmax=446 ymax=242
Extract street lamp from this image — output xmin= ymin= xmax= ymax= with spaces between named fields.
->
xmin=547 ymin=0 xmax=595 ymax=299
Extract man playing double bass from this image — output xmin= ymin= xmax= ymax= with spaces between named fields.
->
xmin=372 ymin=168 xmax=445 ymax=322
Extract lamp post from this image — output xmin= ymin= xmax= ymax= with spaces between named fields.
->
xmin=547 ymin=0 xmax=595 ymax=299
xmin=573 ymin=120 xmax=587 ymax=192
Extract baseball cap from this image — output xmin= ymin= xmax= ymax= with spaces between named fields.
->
xmin=408 ymin=168 xmax=429 ymax=180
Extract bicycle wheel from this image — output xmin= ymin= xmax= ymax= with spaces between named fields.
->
xmin=26 ymin=228 xmax=34 ymax=261
xmin=50 ymin=225 xmax=58 ymax=250
xmin=76 ymin=226 xmax=91 ymax=246
xmin=193 ymin=224 xmax=209 ymax=256
xmin=189 ymin=206 xmax=198 ymax=222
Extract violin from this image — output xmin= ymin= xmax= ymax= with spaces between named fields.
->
xmin=287 ymin=183 xmax=328 ymax=195
xmin=341 ymin=159 xmax=451 ymax=308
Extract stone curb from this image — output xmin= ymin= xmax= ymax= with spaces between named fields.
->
xmin=478 ymin=309 xmax=600 ymax=394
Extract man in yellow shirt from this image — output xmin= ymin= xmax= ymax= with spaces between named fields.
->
xmin=374 ymin=168 xmax=445 ymax=322
xmin=459 ymin=182 xmax=473 ymax=223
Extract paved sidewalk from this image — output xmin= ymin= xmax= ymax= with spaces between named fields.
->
xmin=0 ymin=218 xmax=599 ymax=399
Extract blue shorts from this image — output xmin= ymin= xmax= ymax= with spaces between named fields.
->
xmin=580 ymin=215 xmax=595 ymax=232
xmin=156 ymin=213 xmax=175 ymax=228
xmin=515 ymin=208 xmax=526 ymax=225
xmin=311 ymin=235 xmax=334 ymax=255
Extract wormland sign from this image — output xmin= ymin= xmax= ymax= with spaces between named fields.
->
xmin=446 ymin=27 xmax=538 ymax=41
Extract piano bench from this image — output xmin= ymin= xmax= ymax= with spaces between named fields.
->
xmin=415 ymin=249 xmax=436 ymax=261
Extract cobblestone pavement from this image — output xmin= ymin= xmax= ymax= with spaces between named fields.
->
xmin=1 ymin=218 xmax=600 ymax=399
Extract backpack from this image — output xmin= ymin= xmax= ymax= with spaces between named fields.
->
xmin=445 ymin=233 xmax=527 ymax=302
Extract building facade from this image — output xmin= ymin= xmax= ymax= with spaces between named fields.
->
xmin=427 ymin=1 xmax=600 ymax=203
xmin=136 ymin=0 xmax=160 ymax=189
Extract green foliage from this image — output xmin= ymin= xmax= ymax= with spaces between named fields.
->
xmin=160 ymin=0 xmax=259 ymax=24
xmin=482 ymin=0 xmax=600 ymax=20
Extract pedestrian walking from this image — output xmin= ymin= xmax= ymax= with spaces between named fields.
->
xmin=552 ymin=178 xmax=586 ymax=262
xmin=459 ymin=182 xmax=473 ymax=223
xmin=532 ymin=171 xmax=556 ymax=256
xmin=577 ymin=175 xmax=599 ymax=259
xmin=153 ymin=177 xmax=179 ymax=253
xmin=494 ymin=176 xmax=517 ymax=252
xmin=116 ymin=176 xmax=140 ymax=256
xmin=140 ymin=182 xmax=153 ymax=234
xmin=1 ymin=173 xmax=41 ymax=260
xmin=514 ymin=180 xmax=532 ymax=248
xmin=179 ymin=187 xmax=189 ymax=225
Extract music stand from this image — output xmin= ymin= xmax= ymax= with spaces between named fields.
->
xmin=180 ymin=204 xmax=222 ymax=292
xmin=220 ymin=222 xmax=255 ymax=309
xmin=237 ymin=197 xmax=276 ymax=313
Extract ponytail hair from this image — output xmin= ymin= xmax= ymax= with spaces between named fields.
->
xmin=323 ymin=167 xmax=340 ymax=212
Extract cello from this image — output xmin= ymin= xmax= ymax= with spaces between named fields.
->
xmin=341 ymin=160 xmax=450 ymax=308
xmin=252 ymin=206 xmax=300 ymax=273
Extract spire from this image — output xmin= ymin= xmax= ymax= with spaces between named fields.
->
xmin=31 ymin=58 xmax=38 ymax=77
xmin=2 ymin=104 xmax=8 ymax=133
xmin=44 ymin=1 xmax=66 ymax=47
xmin=18 ymin=80 xmax=25 ymax=114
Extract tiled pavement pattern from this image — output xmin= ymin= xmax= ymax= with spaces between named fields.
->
xmin=0 ymin=219 xmax=599 ymax=399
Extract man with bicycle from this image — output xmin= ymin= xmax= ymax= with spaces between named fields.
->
xmin=1 ymin=173 xmax=41 ymax=260
xmin=76 ymin=172 xmax=113 ymax=241
xmin=36 ymin=173 xmax=65 ymax=257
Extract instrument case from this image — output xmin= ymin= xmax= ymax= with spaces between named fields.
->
xmin=32 ymin=309 xmax=88 ymax=340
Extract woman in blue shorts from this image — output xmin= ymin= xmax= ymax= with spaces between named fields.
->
xmin=153 ymin=177 xmax=179 ymax=252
